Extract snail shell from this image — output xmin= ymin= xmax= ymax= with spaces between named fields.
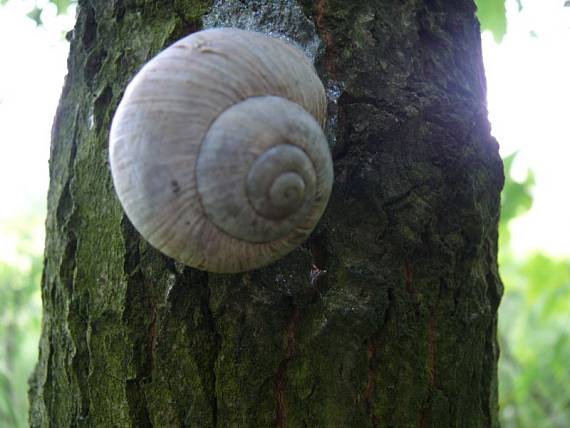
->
xmin=109 ymin=28 xmax=333 ymax=273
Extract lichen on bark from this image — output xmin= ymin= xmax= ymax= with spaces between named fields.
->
xmin=203 ymin=0 xmax=321 ymax=60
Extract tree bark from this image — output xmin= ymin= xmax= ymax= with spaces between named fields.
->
xmin=29 ymin=0 xmax=504 ymax=427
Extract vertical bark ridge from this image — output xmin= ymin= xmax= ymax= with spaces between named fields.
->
xmin=203 ymin=276 xmax=221 ymax=428
xmin=274 ymin=302 xmax=301 ymax=428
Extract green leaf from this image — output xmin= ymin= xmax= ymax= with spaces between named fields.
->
xmin=50 ymin=0 xmax=73 ymax=15
xmin=500 ymin=151 xmax=534 ymax=227
xmin=3 ymin=0 xmax=74 ymax=27
xmin=475 ymin=0 xmax=507 ymax=43
xmin=26 ymin=6 xmax=43 ymax=26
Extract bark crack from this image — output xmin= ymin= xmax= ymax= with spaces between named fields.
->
xmin=204 ymin=276 xmax=221 ymax=428
xmin=120 ymin=219 xmax=153 ymax=426
xmin=274 ymin=303 xmax=300 ymax=428
xmin=56 ymin=104 xmax=90 ymax=421
xmin=418 ymin=309 xmax=438 ymax=428
xmin=364 ymin=341 xmax=379 ymax=428
xmin=363 ymin=285 xmax=394 ymax=427
xmin=314 ymin=0 xmax=337 ymax=78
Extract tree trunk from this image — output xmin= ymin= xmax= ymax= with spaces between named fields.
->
xmin=29 ymin=0 xmax=504 ymax=427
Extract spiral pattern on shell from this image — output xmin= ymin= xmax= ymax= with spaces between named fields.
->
xmin=109 ymin=28 xmax=333 ymax=273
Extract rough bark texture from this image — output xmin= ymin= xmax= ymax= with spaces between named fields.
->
xmin=29 ymin=0 xmax=504 ymax=427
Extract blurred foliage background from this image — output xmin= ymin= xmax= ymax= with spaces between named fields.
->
xmin=499 ymin=154 xmax=570 ymax=427
xmin=0 ymin=211 xmax=43 ymax=427
xmin=0 ymin=0 xmax=569 ymax=427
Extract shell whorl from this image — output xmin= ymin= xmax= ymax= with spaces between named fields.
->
xmin=109 ymin=28 xmax=333 ymax=273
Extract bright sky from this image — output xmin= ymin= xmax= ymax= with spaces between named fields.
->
xmin=484 ymin=0 xmax=570 ymax=257
xmin=0 ymin=1 xmax=73 ymax=216
xmin=0 ymin=0 xmax=569 ymax=263
xmin=0 ymin=1 xmax=74 ymax=266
